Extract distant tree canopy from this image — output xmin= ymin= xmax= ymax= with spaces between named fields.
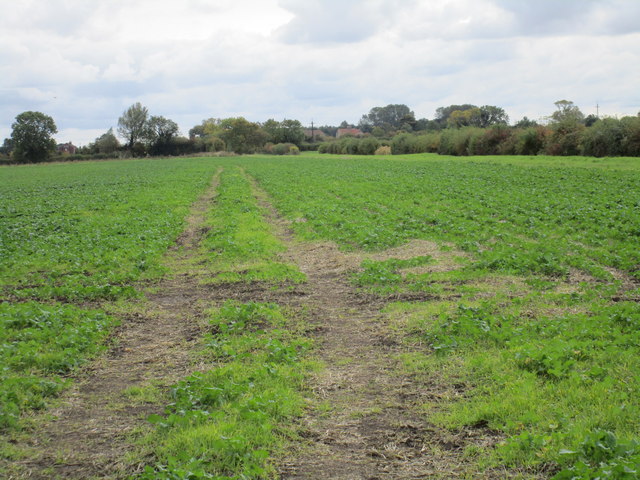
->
xmin=445 ymin=105 xmax=509 ymax=128
xmin=116 ymin=103 xmax=182 ymax=156
xmin=550 ymin=100 xmax=585 ymax=124
xmin=10 ymin=111 xmax=58 ymax=163
xmin=359 ymin=104 xmax=416 ymax=133
xmin=147 ymin=115 xmax=180 ymax=155
xmin=117 ymin=102 xmax=149 ymax=150
xmin=262 ymin=118 xmax=305 ymax=145
xmin=93 ymin=128 xmax=120 ymax=154
xmin=219 ymin=117 xmax=267 ymax=154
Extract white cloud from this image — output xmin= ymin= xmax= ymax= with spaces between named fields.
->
xmin=1 ymin=0 xmax=639 ymax=145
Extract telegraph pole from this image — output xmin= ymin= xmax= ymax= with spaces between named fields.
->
xmin=310 ymin=119 xmax=315 ymax=142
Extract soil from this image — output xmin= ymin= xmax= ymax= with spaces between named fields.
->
xmin=249 ymin=176 xmax=505 ymax=479
xmin=7 ymin=168 xmax=506 ymax=479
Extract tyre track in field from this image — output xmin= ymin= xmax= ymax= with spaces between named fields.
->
xmin=245 ymin=173 xmax=502 ymax=480
xmin=12 ymin=169 xmax=224 ymax=479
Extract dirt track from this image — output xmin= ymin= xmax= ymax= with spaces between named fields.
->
xmin=9 ymin=168 xmax=500 ymax=479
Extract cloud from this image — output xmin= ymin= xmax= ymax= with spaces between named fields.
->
xmin=276 ymin=0 xmax=403 ymax=44
xmin=1 ymin=0 xmax=639 ymax=146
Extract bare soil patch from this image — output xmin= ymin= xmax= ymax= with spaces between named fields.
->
xmin=247 ymin=175 xmax=503 ymax=479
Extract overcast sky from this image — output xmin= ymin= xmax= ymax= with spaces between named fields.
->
xmin=1 ymin=0 xmax=639 ymax=145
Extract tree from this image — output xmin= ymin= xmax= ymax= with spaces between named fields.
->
xmin=117 ymin=102 xmax=149 ymax=151
xmin=550 ymin=100 xmax=585 ymax=124
xmin=0 ymin=138 xmax=14 ymax=155
xmin=434 ymin=104 xmax=477 ymax=127
xmin=584 ymin=114 xmax=599 ymax=127
xmin=262 ymin=118 xmax=305 ymax=145
xmin=514 ymin=116 xmax=538 ymax=128
xmin=447 ymin=108 xmax=482 ymax=128
xmin=147 ymin=115 xmax=179 ymax=155
xmin=94 ymin=128 xmax=120 ymax=155
xmin=546 ymin=101 xmax=585 ymax=155
xmin=478 ymin=105 xmax=509 ymax=127
xmin=219 ymin=117 xmax=267 ymax=154
xmin=10 ymin=111 xmax=58 ymax=163
xmin=359 ymin=104 xmax=415 ymax=133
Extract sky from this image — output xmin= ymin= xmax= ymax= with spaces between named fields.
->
xmin=1 ymin=0 xmax=639 ymax=146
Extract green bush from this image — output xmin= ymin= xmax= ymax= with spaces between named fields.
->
xmin=515 ymin=127 xmax=548 ymax=155
xmin=357 ymin=137 xmax=380 ymax=155
xmin=580 ymin=118 xmax=625 ymax=157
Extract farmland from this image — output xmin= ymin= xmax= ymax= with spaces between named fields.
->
xmin=1 ymin=153 xmax=640 ymax=479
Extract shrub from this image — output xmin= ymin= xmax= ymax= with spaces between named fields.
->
xmin=545 ymin=121 xmax=585 ymax=156
xmin=357 ymin=137 xmax=380 ymax=155
xmin=515 ymin=127 xmax=548 ymax=155
xmin=580 ymin=118 xmax=625 ymax=157
xmin=271 ymin=143 xmax=298 ymax=155
xmin=374 ymin=145 xmax=391 ymax=155
xmin=390 ymin=133 xmax=413 ymax=154
xmin=438 ymin=127 xmax=483 ymax=156
xmin=620 ymin=116 xmax=640 ymax=156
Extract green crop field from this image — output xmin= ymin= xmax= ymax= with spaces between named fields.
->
xmin=1 ymin=153 xmax=639 ymax=479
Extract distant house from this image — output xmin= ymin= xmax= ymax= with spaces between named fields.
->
xmin=335 ymin=128 xmax=363 ymax=138
xmin=57 ymin=142 xmax=77 ymax=155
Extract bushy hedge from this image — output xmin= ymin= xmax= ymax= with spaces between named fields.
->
xmin=263 ymin=143 xmax=300 ymax=155
xmin=319 ymin=116 xmax=640 ymax=157
xmin=318 ymin=136 xmax=383 ymax=155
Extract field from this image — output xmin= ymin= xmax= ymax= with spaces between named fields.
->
xmin=1 ymin=153 xmax=639 ymax=479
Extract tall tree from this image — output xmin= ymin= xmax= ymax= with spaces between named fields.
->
xmin=262 ymin=118 xmax=305 ymax=145
xmin=434 ymin=104 xmax=477 ymax=127
xmin=147 ymin=116 xmax=179 ymax=150
xmin=359 ymin=104 xmax=415 ymax=132
xmin=10 ymin=111 xmax=58 ymax=163
xmin=478 ymin=105 xmax=509 ymax=127
xmin=94 ymin=127 xmax=120 ymax=154
xmin=550 ymin=100 xmax=585 ymax=124
xmin=219 ymin=117 xmax=267 ymax=154
xmin=117 ymin=102 xmax=149 ymax=150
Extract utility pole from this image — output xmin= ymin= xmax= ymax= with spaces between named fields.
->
xmin=310 ymin=119 xmax=315 ymax=142
xmin=596 ymin=103 xmax=600 ymax=118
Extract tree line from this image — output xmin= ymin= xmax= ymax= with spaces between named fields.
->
xmin=2 ymin=100 xmax=639 ymax=163
xmin=320 ymin=101 xmax=640 ymax=158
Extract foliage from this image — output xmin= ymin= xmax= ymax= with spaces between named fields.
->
xmin=262 ymin=119 xmax=305 ymax=146
xmin=92 ymin=127 xmax=121 ymax=155
xmin=10 ymin=111 xmax=58 ymax=163
xmin=140 ymin=301 xmax=313 ymax=479
xmin=147 ymin=116 xmax=180 ymax=155
xmin=219 ymin=117 xmax=267 ymax=154
xmin=267 ymin=143 xmax=300 ymax=155
xmin=118 ymin=102 xmax=150 ymax=151
xmin=359 ymin=104 xmax=416 ymax=133
xmin=0 ymin=302 xmax=114 ymax=430
xmin=0 ymin=158 xmax=221 ymax=302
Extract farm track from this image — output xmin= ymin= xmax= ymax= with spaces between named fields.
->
xmin=9 ymin=167 xmax=508 ymax=479
xmin=246 ymin=173 xmax=504 ymax=479
xmin=11 ymin=171 xmax=225 ymax=479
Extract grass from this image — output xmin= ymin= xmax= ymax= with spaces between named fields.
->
xmin=135 ymin=167 xmax=314 ymax=479
xmin=136 ymin=304 xmax=314 ymax=479
xmin=237 ymin=153 xmax=640 ymax=478
xmin=203 ymin=167 xmax=305 ymax=285
xmin=0 ymin=301 xmax=115 ymax=430
xmin=2 ymin=153 xmax=640 ymax=478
